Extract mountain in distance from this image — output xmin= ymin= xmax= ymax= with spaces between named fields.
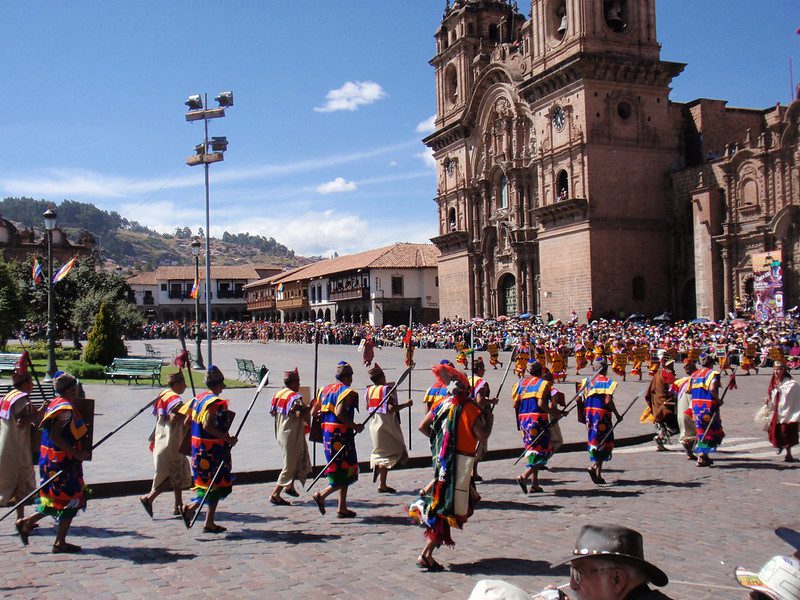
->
xmin=0 ymin=197 xmax=317 ymax=271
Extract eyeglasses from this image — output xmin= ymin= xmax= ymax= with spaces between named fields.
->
xmin=570 ymin=565 xmax=616 ymax=585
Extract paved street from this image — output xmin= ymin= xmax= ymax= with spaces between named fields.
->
xmin=2 ymin=340 xmax=798 ymax=599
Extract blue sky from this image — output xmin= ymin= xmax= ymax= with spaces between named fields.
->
xmin=0 ymin=1 xmax=797 ymax=257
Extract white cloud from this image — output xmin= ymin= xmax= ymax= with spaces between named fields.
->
xmin=388 ymin=160 xmax=399 ymax=167
xmin=315 ymin=177 xmax=357 ymax=195
xmin=415 ymin=114 xmax=436 ymax=134
xmin=416 ymin=147 xmax=436 ymax=168
xmin=313 ymin=81 xmax=387 ymax=113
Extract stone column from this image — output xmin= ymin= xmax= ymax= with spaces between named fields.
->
xmin=721 ymin=246 xmax=732 ymax=317
xmin=483 ymin=263 xmax=492 ymax=317
xmin=515 ymin=262 xmax=523 ymax=316
xmin=527 ymin=259 xmax=536 ymax=313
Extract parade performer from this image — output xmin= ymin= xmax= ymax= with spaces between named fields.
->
xmin=741 ymin=339 xmax=759 ymax=375
xmin=311 ymin=361 xmax=362 ymax=518
xmin=645 ymin=359 xmax=677 ymax=452
xmin=362 ymin=335 xmax=376 ymax=368
xmin=581 ymin=359 xmax=622 ymax=485
xmin=535 ymin=342 xmax=547 ymax=368
xmin=423 ymin=360 xmax=452 ymax=412
xmin=181 ymin=366 xmax=238 ymax=533
xmin=408 ymin=362 xmax=490 ymax=571
xmin=630 ymin=340 xmax=647 ymax=381
xmin=674 ymin=360 xmax=698 ymax=459
xmin=512 ymin=360 xmax=553 ymax=494
xmin=690 ymin=353 xmax=724 ymax=467
xmin=366 ymin=364 xmax=411 ymax=493
xmin=469 ymin=357 xmax=495 ymax=482
xmin=767 ymin=361 xmax=800 ymax=463
xmin=513 ymin=338 xmax=530 ymax=378
xmin=455 ymin=340 xmax=468 ymax=369
xmin=139 ymin=371 xmax=192 ymax=519
xmin=574 ymin=341 xmax=588 ymax=376
xmin=715 ymin=339 xmax=731 ymax=374
xmin=612 ymin=340 xmax=628 ymax=381
xmin=547 ymin=346 xmax=567 ymax=382
xmin=1 ymin=360 xmax=41 ymax=531
xmin=488 ymin=338 xmax=503 ymax=370
xmin=269 ymin=368 xmax=311 ymax=505
xmin=15 ymin=372 xmax=88 ymax=553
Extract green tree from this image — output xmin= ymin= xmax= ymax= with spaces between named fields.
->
xmin=83 ymin=302 xmax=127 ymax=366
xmin=0 ymin=257 xmax=24 ymax=347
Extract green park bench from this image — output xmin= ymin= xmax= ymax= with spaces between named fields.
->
xmin=104 ymin=358 xmax=163 ymax=386
xmin=0 ymin=380 xmax=56 ymax=407
xmin=144 ymin=343 xmax=162 ymax=358
xmin=0 ymin=353 xmax=23 ymax=376
xmin=235 ymin=358 xmax=264 ymax=383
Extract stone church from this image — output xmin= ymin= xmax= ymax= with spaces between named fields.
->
xmin=426 ymin=0 xmax=800 ymax=321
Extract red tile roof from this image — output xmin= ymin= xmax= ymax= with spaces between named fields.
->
xmin=128 ymin=265 xmax=262 ymax=285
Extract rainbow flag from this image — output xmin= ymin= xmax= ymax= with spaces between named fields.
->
xmin=189 ymin=277 xmax=199 ymax=299
xmin=52 ymin=256 xmax=77 ymax=284
xmin=32 ymin=258 xmax=43 ymax=285
xmin=277 ymin=282 xmax=284 ymax=292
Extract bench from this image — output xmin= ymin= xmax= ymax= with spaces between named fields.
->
xmin=0 ymin=353 xmax=23 ymax=376
xmin=104 ymin=358 xmax=163 ymax=386
xmin=0 ymin=380 xmax=56 ymax=407
xmin=144 ymin=343 xmax=162 ymax=358
xmin=235 ymin=358 xmax=266 ymax=383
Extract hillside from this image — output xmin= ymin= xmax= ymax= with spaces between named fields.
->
xmin=0 ymin=197 xmax=315 ymax=270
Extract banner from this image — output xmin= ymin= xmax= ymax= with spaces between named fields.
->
xmin=751 ymin=252 xmax=783 ymax=321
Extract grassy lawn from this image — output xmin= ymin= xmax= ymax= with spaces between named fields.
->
xmin=14 ymin=358 xmax=254 ymax=389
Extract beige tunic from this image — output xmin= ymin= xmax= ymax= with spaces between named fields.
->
xmin=151 ymin=415 xmax=192 ymax=491
xmin=369 ymin=408 xmax=408 ymax=470
xmin=0 ymin=398 xmax=36 ymax=506
xmin=274 ymin=410 xmax=311 ymax=487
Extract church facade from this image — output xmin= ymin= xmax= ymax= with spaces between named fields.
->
xmin=426 ymin=0 xmax=800 ymax=321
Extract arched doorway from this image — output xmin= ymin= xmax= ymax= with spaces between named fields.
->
xmin=680 ymin=278 xmax=696 ymax=320
xmin=498 ymin=274 xmax=517 ymax=316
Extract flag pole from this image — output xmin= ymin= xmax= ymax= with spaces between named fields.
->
xmin=312 ymin=326 xmax=320 ymax=470
xmin=407 ymin=306 xmax=413 ymax=452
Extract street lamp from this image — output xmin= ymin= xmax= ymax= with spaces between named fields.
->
xmin=43 ymin=208 xmax=58 ymax=380
xmin=190 ymin=237 xmax=205 ymax=370
xmin=184 ymin=90 xmax=233 ymax=366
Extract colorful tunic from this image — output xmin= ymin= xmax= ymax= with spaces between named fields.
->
xmin=513 ymin=347 xmax=529 ymax=378
xmin=548 ymin=350 xmax=566 ymax=381
xmin=690 ymin=368 xmax=724 ymax=453
xmin=37 ymin=397 xmax=88 ymax=520
xmin=271 ymin=388 xmax=311 ymax=487
xmin=612 ymin=348 xmax=628 ymax=377
xmin=574 ymin=346 xmax=588 ymax=373
xmin=511 ymin=377 xmax=553 ymax=468
xmin=581 ymin=376 xmax=618 ymax=463
xmin=408 ymin=395 xmax=481 ymax=547
xmin=188 ymin=391 xmax=234 ymax=503
xmin=151 ymin=389 xmax=191 ymax=492
xmin=423 ymin=384 xmax=448 ymax=412
xmin=469 ymin=376 xmax=488 ymax=402
xmin=741 ymin=343 xmax=757 ymax=372
xmin=366 ymin=385 xmax=408 ymax=470
xmin=317 ymin=382 xmax=359 ymax=486
xmin=715 ymin=344 xmax=730 ymax=372
xmin=455 ymin=342 xmax=468 ymax=368
xmin=0 ymin=390 xmax=36 ymax=506
xmin=488 ymin=343 xmax=500 ymax=367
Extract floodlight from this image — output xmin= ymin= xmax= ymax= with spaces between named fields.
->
xmin=185 ymin=94 xmax=203 ymax=110
xmin=215 ymin=91 xmax=234 ymax=107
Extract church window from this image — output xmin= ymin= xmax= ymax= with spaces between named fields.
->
xmin=500 ymin=175 xmax=509 ymax=209
xmin=441 ymin=27 xmax=449 ymax=50
xmin=445 ymin=64 xmax=458 ymax=106
xmin=632 ymin=276 xmax=645 ymax=301
xmin=448 ymin=207 xmax=457 ymax=231
xmin=489 ymin=24 xmax=500 ymax=43
xmin=617 ymin=101 xmax=633 ymax=120
xmin=391 ymin=276 xmax=404 ymax=297
xmin=556 ymin=171 xmax=569 ymax=201
xmin=552 ymin=0 xmax=567 ymax=42
xmin=603 ymin=0 xmax=628 ymax=34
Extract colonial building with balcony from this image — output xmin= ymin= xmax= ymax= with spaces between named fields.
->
xmin=0 ymin=215 xmax=95 ymax=264
xmin=244 ymin=243 xmax=440 ymax=326
xmin=128 ymin=265 xmax=280 ymax=322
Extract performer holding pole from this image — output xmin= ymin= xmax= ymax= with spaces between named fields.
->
xmin=512 ymin=360 xmax=553 ymax=494
xmin=269 ymin=368 xmax=311 ymax=506
xmin=366 ymin=364 xmax=410 ymax=494
xmin=691 ymin=352 xmax=728 ymax=467
xmin=581 ymin=358 xmax=622 ymax=485
xmin=13 ymin=372 xmax=89 ymax=552
xmin=403 ymin=309 xmax=415 ymax=451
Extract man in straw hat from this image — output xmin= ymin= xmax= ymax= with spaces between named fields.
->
xmin=0 ymin=359 xmax=42 ymax=531
xmin=311 ymin=361 xmax=362 ymax=518
xmin=139 ymin=370 xmax=192 ymax=519
xmin=269 ymin=368 xmax=311 ymax=505
xmin=365 ymin=363 xmax=410 ymax=493
xmin=15 ymin=372 xmax=89 ymax=553
xmin=542 ymin=524 xmax=672 ymax=599
xmin=180 ymin=365 xmax=237 ymax=533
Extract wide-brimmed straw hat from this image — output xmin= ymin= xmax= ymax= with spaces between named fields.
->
xmin=735 ymin=556 xmax=800 ymax=600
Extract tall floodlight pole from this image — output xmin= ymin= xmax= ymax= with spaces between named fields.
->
xmin=184 ymin=91 xmax=233 ymax=366
xmin=43 ymin=208 xmax=58 ymax=380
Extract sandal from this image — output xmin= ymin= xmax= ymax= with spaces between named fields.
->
xmin=312 ymin=492 xmax=326 ymax=515
xmin=529 ymin=485 xmax=544 ymax=494
xmin=284 ymin=488 xmax=300 ymax=498
xmin=416 ymin=555 xmax=445 ymax=571
xmin=697 ymin=456 xmax=712 ymax=467
xmin=202 ymin=524 xmax=227 ymax=533
xmin=270 ymin=495 xmax=291 ymax=506
xmin=173 ymin=506 xmax=181 ymax=516
xmin=336 ymin=509 xmax=357 ymax=518
xmin=377 ymin=486 xmax=396 ymax=494
xmin=180 ymin=504 xmax=195 ymax=529
xmin=515 ymin=476 xmax=528 ymax=495
xmin=139 ymin=497 xmax=154 ymax=519
xmin=588 ymin=467 xmax=601 ymax=485
xmin=52 ymin=542 xmax=82 ymax=554
xmin=15 ymin=520 xmax=30 ymax=546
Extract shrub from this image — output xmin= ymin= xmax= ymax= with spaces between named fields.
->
xmin=83 ymin=302 xmax=127 ymax=366
xmin=65 ymin=361 xmax=106 ymax=379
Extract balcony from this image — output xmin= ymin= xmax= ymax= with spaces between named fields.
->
xmin=246 ymin=297 xmax=276 ymax=310
xmin=168 ymin=290 xmax=191 ymax=300
xmin=277 ymin=297 xmax=309 ymax=310
xmin=329 ymin=288 xmax=369 ymax=302
xmin=217 ymin=289 xmax=244 ymax=299
xmin=142 ymin=296 xmax=154 ymax=306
